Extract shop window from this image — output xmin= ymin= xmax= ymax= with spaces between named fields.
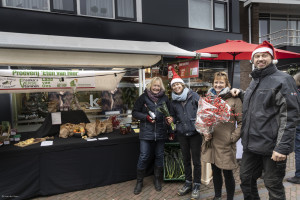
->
xmin=189 ymin=61 xmax=228 ymax=96
xmin=50 ymin=0 xmax=76 ymax=14
xmin=3 ymin=0 xmax=49 ymax=11
xmin=189 ymin=0 xmax=228 ymax=31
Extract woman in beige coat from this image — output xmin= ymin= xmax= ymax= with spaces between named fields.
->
xmin=202 ymin=71 xmax=243 ymax=200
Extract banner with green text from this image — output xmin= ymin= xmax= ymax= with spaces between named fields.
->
xmin=0 ymin=70 xmax=95 ymax=91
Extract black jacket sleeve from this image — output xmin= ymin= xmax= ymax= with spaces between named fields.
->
xmin=274 ymin=76 xmax=300 ymax=155
xmin=132 ymin=94 xmax=148 ymax=122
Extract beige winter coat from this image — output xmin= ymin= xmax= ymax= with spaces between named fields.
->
xmin=201 ymin=90 xmax=243 ymax=170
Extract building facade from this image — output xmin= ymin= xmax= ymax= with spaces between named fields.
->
xmin=240 ymin=0 xmax=300 ymax=89
xmin=0 ymin=0 xmax=242 ymax=125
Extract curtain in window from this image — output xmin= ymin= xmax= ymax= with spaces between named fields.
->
xmin=53 ymin=0 xmax=63 ymax=10
xmin=6 ymin=0 xmax=48 ymax=11
xmin=53 ymin=0 xmax=75 ymax=11
xmin=116 ymin=0 xmax=134 ymax=19
xmin=189 ymin=0 xmax=212 ymax=30
xmin=85 ymin=0 xmax=113 ymax=18
xmin=214 ymin=3 xmax=226 ymax=29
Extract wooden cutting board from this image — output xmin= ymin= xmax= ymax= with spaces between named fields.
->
xmin=15 ymin=136 xmax=54 ymax=147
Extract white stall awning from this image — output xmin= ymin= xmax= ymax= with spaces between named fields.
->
xmin=0 ymin=32 xmax=214 ymax=68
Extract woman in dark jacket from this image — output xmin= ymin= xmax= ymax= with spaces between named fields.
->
xmin=167 ymin=68 xmax=202 ymax=200
xmin=132 ymin=77 xmax=170 ymax=195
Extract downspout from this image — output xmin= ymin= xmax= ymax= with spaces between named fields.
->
xmin=248 ymin=4 xmax=255 ymax=71
xmin=248 ymin=3 xmax=252 ymax=43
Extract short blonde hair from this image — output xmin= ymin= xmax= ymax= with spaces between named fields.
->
xmin=213 ymin=71 xmax=231 ymax=88
xmin=146 ymin=77 xmax=165 ymax=91
xmin=294 ymin=72 xmax=300 ymax=87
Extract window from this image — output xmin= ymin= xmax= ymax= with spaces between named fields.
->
xmin=189 ymin=0 xmax=228 ymax=31
xmin=298 ymin=21 xmax=300 ymax=44
xmin=115 ymin=0 xmax=136 ymax=20
xmin=259 ymin=14 xmax=300 ymax=46
xmin=79 ymin=0 xmax=136 ymax=20
xmin=3 ymin=0 xmax=49 ymax=11
xmin=50 ymin=0 xmax=76 ymax=14
xmin=80 ymin=0 xmax=113 ymax=18
xmin=214 ymin=1 xmax=227 ymax=30
xmin=189 ymin=0 xmax=212 ymax=30
xmin=2 ymin=0 xmax=137 ymax=21
xmin=259 ymin=19 xmax=269 ymax=43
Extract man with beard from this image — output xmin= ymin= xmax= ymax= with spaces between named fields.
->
xmin=232 ymin=41 xmax=300 ymax=199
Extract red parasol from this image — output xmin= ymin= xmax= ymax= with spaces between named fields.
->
xmin=195 ymin=40 xmax=300 ymax=86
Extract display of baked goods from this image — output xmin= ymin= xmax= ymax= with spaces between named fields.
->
xmin=15 ymin=136 xmax=54 ymax=147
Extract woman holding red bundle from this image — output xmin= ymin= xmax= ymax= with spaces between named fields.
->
xmin=201 ymin=71 xmax=243 ymax=200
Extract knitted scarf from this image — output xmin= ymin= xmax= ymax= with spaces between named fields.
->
xmin=145 ymin=89 xmax=165 ymax=102
xmin=172 ymin=87 xmax=189 ymax=101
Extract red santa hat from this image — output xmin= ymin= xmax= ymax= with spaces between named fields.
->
xmin=170 ymin=67 xmax=184 ymax=86
xmin=251 ymin=41 xmax=278 ymax=64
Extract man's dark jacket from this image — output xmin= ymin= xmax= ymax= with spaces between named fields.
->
xmin=132 ymin=92 xmax=170 ymax=141
xmin=241 ymin=64 xmax=300 ymax=156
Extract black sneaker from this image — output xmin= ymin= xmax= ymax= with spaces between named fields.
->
xmin=287 ymin=176 xmax=300 ymax=184
xmin=190 ymin=183 xmax=200 ymax=200
xmin=178 ymin=181 xmax=192 ymax=196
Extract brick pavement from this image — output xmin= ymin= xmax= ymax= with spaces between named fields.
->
xmin=33 ymin=153 xmax=300 ymax=200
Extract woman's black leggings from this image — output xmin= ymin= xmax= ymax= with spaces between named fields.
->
xmin=212 ymin=163 xmax=235 ymax=200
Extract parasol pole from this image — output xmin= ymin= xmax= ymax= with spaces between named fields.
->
xmin=230 ymin=52 xmax=240 ymax=88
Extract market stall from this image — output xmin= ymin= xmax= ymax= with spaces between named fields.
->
xmin=0 ymin=31 xmax=215 ymax=200
xmin=0 ymin=128 xmax=141 ymax=199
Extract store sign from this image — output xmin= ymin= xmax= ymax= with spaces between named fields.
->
xmin=0 ymin=70 xmax=95 ymax=91
xmin=178 ymin=61 xmax=199 ymax=78
xmin=168 ymin=61 xmax=199 ymax=79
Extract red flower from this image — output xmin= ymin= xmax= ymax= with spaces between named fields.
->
xmin=195 ymin=96 xmax=231 ymax=134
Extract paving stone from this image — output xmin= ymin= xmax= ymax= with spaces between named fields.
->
xmin=33 ymin=153 xmax=299 ymax=200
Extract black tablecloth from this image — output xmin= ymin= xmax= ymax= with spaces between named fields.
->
xmin=0 ymin=131 xmax=142 ymax=200
xmin=35 ymin=110 xmax=90 ymax=138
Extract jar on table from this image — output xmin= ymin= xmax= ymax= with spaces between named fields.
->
xmin=126 ymin=124 xmax=131 ymax=133
xmin=120 ymin=125 xmax=127 ymax=135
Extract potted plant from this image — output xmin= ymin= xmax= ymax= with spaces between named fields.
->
xmin=121 ymin=87 xmax=138 ymax=112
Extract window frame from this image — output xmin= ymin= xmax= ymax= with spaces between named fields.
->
xmin=2 ymin=0 xmax=51 ymax=12
xmin=213 ymin=0 xmax=228 ymax=31
xmin=188 ymin=0 xmax=228 ymax=31
xmin=50 ymin=0 xmax=77 ymax=14
xmin=114 ymin=0 xmax=136 ymax=21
